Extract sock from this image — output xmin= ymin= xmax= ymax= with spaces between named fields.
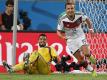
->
xmin=86 ymin=65 xmax=93 ymax=72
xmin=89 ymin=55 xmax=96 ymax=64
xmin=12 ymin=62 xmax=25 ymax=72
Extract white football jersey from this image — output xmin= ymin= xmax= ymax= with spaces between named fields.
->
xmin=57 ymin=12 xmax=88 ymax=39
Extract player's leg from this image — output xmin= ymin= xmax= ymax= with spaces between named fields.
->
xmin=2 ymin=51 xmax=39 ymax=74
xmin=74 ymin=50 xmax=97 ymax=77
xmin=67 ymin=37 xmax=97 ymax=76
xmin=37 ymin=54 xmax=51 ymax=75
xmin=26 ymin=53 xmax=50 ymax=74
xmin=73 ymin=50 xmax=88 ymax=69
xmin=80 ymin=45 xmax=97 ymax=76
xmin=27 ymin=62 xmax=39 ymax=74
xmin=2 ymin=60 xmax=25 ymax=73
xmin=67 ymin=39 xmax=85 ymax=70
xmin=23 ymin=54 xmax=39 ymax=74
xmin=23 ymin=51 xmax=39 ymax=74
xmin=12 ymin=53 xmax=30 ymax=73
xmin=73 ymin=50 xmax=84 ymax=63
xmin=12 ymin=62 xmax=25 ymax=71
xmin=2 ymin=60 xmax=14 ymax=73
xmin=80 ymin=45 xmax=96 ymax=64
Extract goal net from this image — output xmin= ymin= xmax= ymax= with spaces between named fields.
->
xmin=78 ymin=0 xmax=107 ymax=72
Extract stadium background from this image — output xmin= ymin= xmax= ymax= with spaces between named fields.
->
xmin=0 ymin=0 xmax=80 ymax=31
xmin=0 ymin=0 xmax=107 ymax=73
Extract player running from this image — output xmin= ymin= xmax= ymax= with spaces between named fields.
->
xmin=57 ymin=1 xmax=97 ymax=77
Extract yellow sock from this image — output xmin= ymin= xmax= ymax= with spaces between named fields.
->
xmin=92 ymin=70 xmax=97 ymax=77
xmin=89 ymin=55 xmax=96 ymax=64
xmin=12 ymin=62 xmax=24 ymax=72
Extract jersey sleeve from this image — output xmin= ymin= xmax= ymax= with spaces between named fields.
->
xmin=29 ymin=50 xmax=39 ymax=63
xmin=57 ymin=18 xmax=64 ymax=31
xmin=50 ymin=47 xmax=57 ymax=58
xmin=82 ymin=14 xmax=88 ymax=22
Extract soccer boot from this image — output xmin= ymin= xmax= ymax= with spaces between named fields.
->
xmin=91 ymin=70 xmax=97 ymax=77
xmin=2 ymin=60 xmax=13 ymax=73
xmin=24 ymin=53 xmax=30 ymax=67
xmin=23 ymin=53 xmax=30 ymax=73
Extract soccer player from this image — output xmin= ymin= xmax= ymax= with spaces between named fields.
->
xmin=3 ymin=33 xmax=59 ymax=74
xmin=57 ymin=1 xmax=97 ymax=76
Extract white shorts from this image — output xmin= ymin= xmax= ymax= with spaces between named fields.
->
xmin=67 ymin=36 xmax=88 ymax=54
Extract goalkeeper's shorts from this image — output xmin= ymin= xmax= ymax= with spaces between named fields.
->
xmin=27 ymin=54 xmax=51 ymax=75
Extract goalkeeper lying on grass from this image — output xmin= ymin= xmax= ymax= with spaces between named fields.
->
xmin=3 ymin=33 xmax=60 ymax=74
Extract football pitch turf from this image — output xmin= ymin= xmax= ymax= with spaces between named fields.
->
xmin=0 ymin=73 xmax=107 ymax=80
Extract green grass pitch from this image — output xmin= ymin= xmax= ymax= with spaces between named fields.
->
xmin=0 ymin=73 xmax=107 ymax=80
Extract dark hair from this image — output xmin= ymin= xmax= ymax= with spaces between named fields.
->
xmin=5 ymin=0 xmax=14 ymax=6
xmin=38 ymin=33 xmax=47 ymax=39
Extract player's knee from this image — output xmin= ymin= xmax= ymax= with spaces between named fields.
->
xmin=78 ymin=56 xmax=84 ymax=62
xmin=85 ymin=53 xmax=91 ymax=57
xmin=55 ymin=63 xmax=62 ymax=71
xmin=80 ymin=61 xmax=88 ymax=68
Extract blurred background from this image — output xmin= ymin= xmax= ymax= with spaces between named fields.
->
xmin=0 ymin=0 xmax=106 ymax=32
xmin=0 ymin=0 xmax=80 ymax=32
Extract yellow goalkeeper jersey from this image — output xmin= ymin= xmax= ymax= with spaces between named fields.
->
xmin=38 ymin=47 xmax=57 ymax=63
xmin=13 ymin=47 xmax=57 ymax=74
xmin=29 ymin=47 xmax=57 ymax=64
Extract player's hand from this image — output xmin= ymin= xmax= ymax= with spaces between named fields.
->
xmin=19 ymin=24 xmax=24 ymax=30
xmin=62 ymin=36 xmax=68 ymax=40
xmin=62 ymin=36 xmax=66 ymax=39
xmin=89 ymin=29 xmax=94 ymax=38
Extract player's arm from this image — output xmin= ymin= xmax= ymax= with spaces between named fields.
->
xmin=85 ymin=18 xmax=94 ymax=31
xmin=82 ymin=13 xmax=94 ymax=32
xmin=29 ymin=50 xmax=39 ymax=63
xmin=50 ymin=47 xmax=62 ymax=71
xmin=85 ymin=17 xmax=94 ymax=38
xmin=57 ymin=18 xmax=66 ymax=40
xmin=50 ymin=47 xmax=61 ymax=63
xmin=57 ymin=30 xmax=66 ymax=40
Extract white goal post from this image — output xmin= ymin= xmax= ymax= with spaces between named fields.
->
xmin=12 ymin=0 xmax=18 ymax=65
